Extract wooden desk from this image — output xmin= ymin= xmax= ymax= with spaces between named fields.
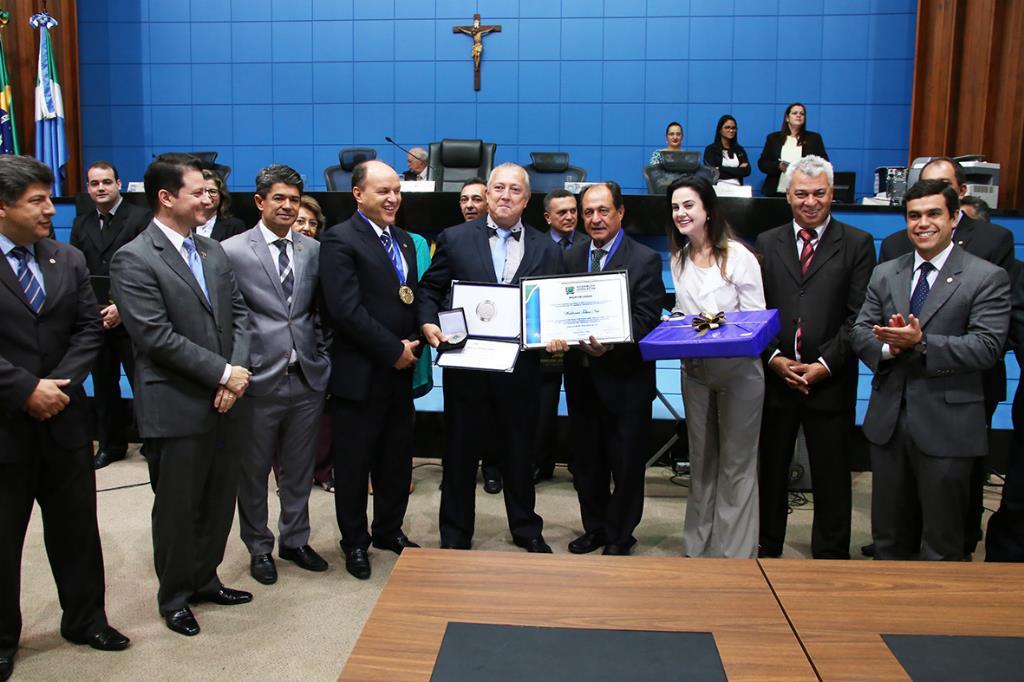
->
xmin=341 ymin=549 xmax=815 ymax=681
xmin=760 ymin=560 xmax=1024 ymax=681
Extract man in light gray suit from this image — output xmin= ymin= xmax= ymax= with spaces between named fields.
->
xmin=110 ymin=154 xmax=253 ymax=637
xmin=852 ymin=179 xmax=1010 ymax=561
xmin=222 ymin=165 xmax=331 ymax=584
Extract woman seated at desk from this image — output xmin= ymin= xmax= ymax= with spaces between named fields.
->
xmin=650 ymin=121 xmax=684 ymax=165
xmin=757 ymin=103 xmax=828 ymax=197
xmin=703 ymin=115 xmax=750 ymax=186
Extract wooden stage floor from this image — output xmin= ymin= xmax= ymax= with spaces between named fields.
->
xmin=341 ymin=549 xmax=1024 ymax=681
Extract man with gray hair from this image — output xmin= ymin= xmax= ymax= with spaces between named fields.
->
xmin=417 ymin=162 xmax=562 ymax=552
xmin=222 ymin=165 xmax=331 ymax=585
xmin=403 ymin=147 xmax=429 ymax=181
xmin=755 ymin=155 xmax=876 ymax=559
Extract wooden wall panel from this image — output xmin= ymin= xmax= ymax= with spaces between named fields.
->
xmin=0 ymin=0 xmax=80 ymax=194
xmin=910 ymin=0 xmax=1024 ymax=209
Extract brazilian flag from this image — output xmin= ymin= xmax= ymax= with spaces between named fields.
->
xmin=0 ymin=11 xmax=18 ymax=155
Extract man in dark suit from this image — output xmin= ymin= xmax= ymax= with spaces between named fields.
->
xmin=69 ymin=161 xmax=151 ymax=469
xmin=756 ymin=156 xmax=876 ymax=560
xmin=320 ymin=160 xmax=422 ymax=579
xmin=876 ymin=156 xmax=1014 ymax=557
xmin=852 ymin=180 xmax=1009 ymax=561
xmin=534 ymin=188 xmax=590 ymax=483
xmin=418 ymin=162 xmax=562 ymax=552
xmin=223 ymin=165 xmax=331 ymax=585
xmin=0 ymin=156 xmax=129 ymax=681
xmin=110 ymin=154 xmax=253 ymax=637
xmin=546 ymin=182 xmax=665 ymax=555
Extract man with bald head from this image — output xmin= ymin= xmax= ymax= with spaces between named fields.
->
xmin=319 ymin=160 xmax=422 ymax=580
xmin=418 ymin=162 xmax=563 ymax=552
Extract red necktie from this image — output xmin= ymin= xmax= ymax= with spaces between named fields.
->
xmin=796 ymin=228 xmax=817 ymax=357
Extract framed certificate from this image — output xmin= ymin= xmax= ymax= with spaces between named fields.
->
xmin=520 ymin=270 xmax=633 ymax=350
xmin=436 ymin=281 xmax=522 ymax=372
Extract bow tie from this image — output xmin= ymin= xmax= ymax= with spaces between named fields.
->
xmin=489 ymin=226 xmax=522 ymax=241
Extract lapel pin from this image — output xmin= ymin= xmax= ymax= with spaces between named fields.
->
xmin=199 ymin=251 xmax=207 ymax=259
xmin=48 ymin=258 xmax=56 ymax=264
xmin=957 ymin=240 xmax=964 ymax=245
xmin=946 ymin=277 xmax=953 ymax=283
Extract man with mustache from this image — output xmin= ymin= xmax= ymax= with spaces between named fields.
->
xmin=222 ymin=165 xmax=332 ymax=585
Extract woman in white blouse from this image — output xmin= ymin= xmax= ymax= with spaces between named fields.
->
xmin=667 ymin=175 xmax=766 ymax=559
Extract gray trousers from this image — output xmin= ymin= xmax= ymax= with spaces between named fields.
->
xmin=681 ymin=357 xmax=764 ymax=559
xmin=871 ymin=407 xmax=975 ymax=561
xmin=234 ymin=373 xmax=325 ymax=555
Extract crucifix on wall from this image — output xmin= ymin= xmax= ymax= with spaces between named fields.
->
xmin=452 ymin=14 xmax=501 ymax=91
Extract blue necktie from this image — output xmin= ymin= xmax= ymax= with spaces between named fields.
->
xmin=491 ymin=227 xmax=512 ymax=282
xmin=380 ymin=230 xmax=405 ymax=284
xmin=182 ymin=237 xmax=211 ymax=304
xmin=11 ymin=246 xmax=44 ymax=313
xmin=909 ymin=262 xmax=934 ymax=317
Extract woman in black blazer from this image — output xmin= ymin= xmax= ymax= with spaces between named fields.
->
xmin=703 ymin=115 xmax=751 ymax=186
xmin=197 ymin=169 xmax=247 ymax=241
xmin=757 ymin=103 xmax=828 ymax=197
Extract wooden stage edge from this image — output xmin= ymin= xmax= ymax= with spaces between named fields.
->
xmin=342 ymin=550 xmax=1024 ymax=681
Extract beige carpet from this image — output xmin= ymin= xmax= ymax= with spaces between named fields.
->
xmin=14 ymin=446 xmax=1000 ymax=680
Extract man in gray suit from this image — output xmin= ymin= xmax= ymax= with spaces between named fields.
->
xmin=110 ymin=154 xmax=253 ymax=637
xmin=852 ymin=179 xmax=1010 ymax=561
xmin=222 ymin=165 xmax=331 ymax=584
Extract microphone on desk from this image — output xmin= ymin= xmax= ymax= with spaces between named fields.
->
xmin=385 ymin=136 xmax=416 ymax=157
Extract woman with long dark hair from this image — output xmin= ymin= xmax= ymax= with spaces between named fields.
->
xmin=703 ymin=115 xmax=750 ymax=186
xmin=667 ymin=175 xmax=765 ymax=559
xmin=195 ymin=169 xmax=246 ymax=241
xmin=757 ymin=103 xmax=828 ymax=197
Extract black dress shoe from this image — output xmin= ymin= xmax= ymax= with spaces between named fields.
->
xmin=532 ymin=466 xmax=554 ymax=484
xmin=344 ymin=547 xmax=371 ymax=580
xmin=602 ymin=543 xmax=631 ymax=556
xmin=280 ymin=544 xmax=328 ymax=571
xmin=483 ymin=477 xmax=502 ymax=494
xmin=250 ymin=553 xmax=278 ymax=584
xmin=371 ymin=534 xmax=421 ymax=555
xmin=861 ymin=542 xmax=876 ymax=558
xmin=189 ymin=586 xmax=253 ymax=606
xmin=0 ymin=654 xmax=12 ymax=681
xmin=757 ymin=547 xmax=782 ymax=559
xmin=515 ymin=537 xmax=553 ymax=554
xmin=164 ymin=607 xmax=200 ymax=636
xmin=440 ymin=542 xmax=471 ymax=550
xmin=67 ymin=625 xmax=131 ymax=651
xmin=568 ymin=531 xmax=607 ymax=554
xmin=93 ymin=450 xmax=126 ymax=470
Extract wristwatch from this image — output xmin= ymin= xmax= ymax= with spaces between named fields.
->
xmin=914 ymin=335 xmax=927 ymax=355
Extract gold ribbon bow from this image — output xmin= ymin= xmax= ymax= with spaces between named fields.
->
xmin=691 ymin=311 xmax=726 ymax=337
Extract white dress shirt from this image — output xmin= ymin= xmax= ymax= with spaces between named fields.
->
xmin=671 ymin=239 xmax=765 ymax=315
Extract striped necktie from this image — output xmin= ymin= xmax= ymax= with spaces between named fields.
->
xmin=10 ymin=246 xmax=45 ymax=313
xmin=273 ymin=238 xmax=294 ymax=306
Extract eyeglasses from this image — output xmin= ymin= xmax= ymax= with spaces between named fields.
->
xmin=203 ymin=188 xmax=220 ymax=197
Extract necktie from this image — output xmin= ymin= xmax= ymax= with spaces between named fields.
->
xmin=273 ymin=238 xmax=294 ymax=306
xmin=181 ymin=237 xmax=211 ymax=304
xmin=99 ymin=213 xmax=109 ymax=231
xmin=10 ymin=246 xmax=44 ymax=313
xmin=798 ymin=228 xmax=817 ymax=275
xmin=559 ymin=237 xmax=571 ymax=251
xmin=910 ymin=262 xmax=935 ymax=317
xmin=794 ymin=229 xmax=818 ymax=357
xmin=379 ymin=230 xmax=405 ymax=284
xmin=590 ymin=248 xmax=605 ymax=272
xmin=491 ymin=228 xmax=513 ymax=282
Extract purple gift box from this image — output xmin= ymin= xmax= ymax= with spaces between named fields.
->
xmin=639 ymin=309 xmax=781 ymax=361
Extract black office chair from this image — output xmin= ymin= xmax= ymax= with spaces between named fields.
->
xmin=524 ymin=152 xmax=587 ymax=193
xmin=832 ymin=171 xmax=856 ymax=203
xmin=427 ymin=139 xmax=496 ymax=193
xmin=643 ymin=151 xmax=715 ymax=195
xmin=324 ymin=148 xmax=379 ymax=192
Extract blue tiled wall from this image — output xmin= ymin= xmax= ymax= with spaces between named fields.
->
xmin=79 ymin=0 xmax=916 ymax=196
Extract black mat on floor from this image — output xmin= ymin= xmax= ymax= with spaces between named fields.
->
xmin=882 ymin=634 xmax=1024 ymax=681
xmin=430 ymin=622 xmax=726 ymax=681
